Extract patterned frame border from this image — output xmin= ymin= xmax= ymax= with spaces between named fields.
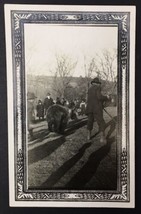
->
xmin=11 ymin=10 xmax=130 ymax=202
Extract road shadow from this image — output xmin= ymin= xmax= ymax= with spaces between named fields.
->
xmin=29 ymin=129 xmax=50 ymax=143
xmin=90 ymin=131 xmax=100 ymax=140
xmin=65 ymin=118 xmax=87 ymax=135
xmin=67 ymin=117 xmax=86 ymax=127
xmin=29 ymin=118 xmax=87 ymax=144
xmin=40 ymin=142 xmax=92 ymax=189
xmin=28 ymin=119 xmax=88 ymax=165
xmin=105 ymin=116 xmax=117 ymax=138
xmin=28 ymin=136 xmax=65 ymax=165
xmin=64 ymin=136 xmax=116 ymax=190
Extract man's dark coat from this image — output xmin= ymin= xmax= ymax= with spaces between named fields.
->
xmin=44 ymin=97 xmax=54 ymax=110
xmin=86 ymin=84 xmax=108 ymax=115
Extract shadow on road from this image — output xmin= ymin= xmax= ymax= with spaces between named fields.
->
xmin=29 ymin=116 xmax=117 ymax=190
xmin=64 ymin=136 xmax=116 ymax=190
xmin=40 ymin=142 xmax=92 ymax=189
xmin=105 ymin=116 xmax=117 ymax=138
xmin=29 ymin=118 xmax=87 ymax=144
xmin=28 ymin=118 xmax=88 ymax=165
xmin=29 ymin=129 xmax=50 ymax=143
xmin=34 ymin=136 xmax=116 ymax=190
xmin=90 ymin=131 xmax=100 ymax=140
xmin=65 ymin=119 xmax=87 ymax=136
xmin=28 ymin=136 xmax=65 ymax=165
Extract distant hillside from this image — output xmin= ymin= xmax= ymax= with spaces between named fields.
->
xmin=27 ymin=74 xmax=117 ymax=101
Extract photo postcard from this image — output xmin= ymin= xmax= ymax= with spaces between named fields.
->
xmin=4 ymin=4 xmax=135 ymax=208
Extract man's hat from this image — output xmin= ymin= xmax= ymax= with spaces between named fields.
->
xmin=91 ymin=77 xmax=101 ymax=85
xmin=27 ymin=92 xmax=37 ymax=100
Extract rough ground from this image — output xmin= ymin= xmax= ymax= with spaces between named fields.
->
xmin=28 ymin=107 xmax=117 ymax=190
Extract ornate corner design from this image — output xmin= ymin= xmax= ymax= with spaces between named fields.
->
xmin=111 ymin=14 xmax=128 ymax=32
xmin=110 ymin=184 xmax=127 ymax=200
xmin=14 ymin=13 xmax=32 ymax=30
xmin=17 ymin=183 xmax=34 ymax=199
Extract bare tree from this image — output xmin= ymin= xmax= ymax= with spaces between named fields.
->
xmin=83 ymin=49 xmax=117 ymax=98
xmin=51 ymin=54 xmax=77 ymax=98
xmin=96 ymin=49 xmax=117 ymax=82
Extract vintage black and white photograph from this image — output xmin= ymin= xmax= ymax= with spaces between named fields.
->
xmin=5 ymin=5 xmax=135 ymax=207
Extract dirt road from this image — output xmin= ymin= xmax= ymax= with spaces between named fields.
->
xmin=28 ymin=107 xmax=117 ymax=190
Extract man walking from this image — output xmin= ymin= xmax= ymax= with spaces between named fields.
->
xmin=86 ymin=77 xmax=110 ymax=142
xmin=44 ymin=93 xmax=54 ymax=115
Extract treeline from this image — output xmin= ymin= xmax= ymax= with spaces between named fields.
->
xmin=27 ymin=74 xmax=117 ymax=102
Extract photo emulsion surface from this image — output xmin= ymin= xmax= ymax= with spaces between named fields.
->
xmin=25 ymin=24 xmax=118 ymax=190
xmin=5 ymin=5 xmax=135 ymax=207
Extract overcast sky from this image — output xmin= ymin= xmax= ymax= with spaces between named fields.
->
xmin=24 ymin=24 xmax=117 ymax=77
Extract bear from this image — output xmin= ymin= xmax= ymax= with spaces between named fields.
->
xmin=46 ymin=104 xmax=69 ymax=134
